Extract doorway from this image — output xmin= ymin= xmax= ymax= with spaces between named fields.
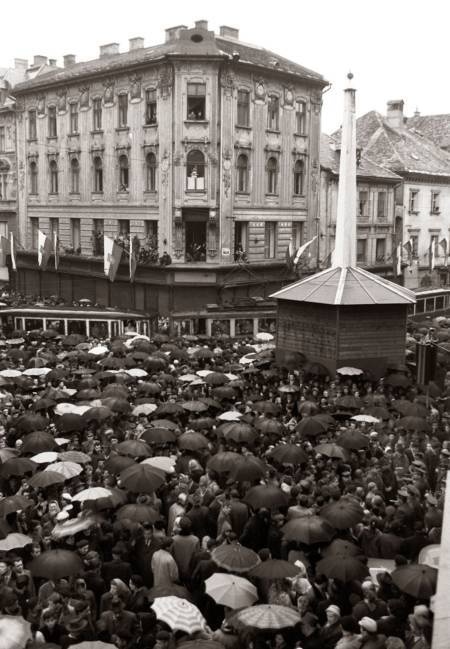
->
xmin=185 ymin=221 xmax=207 ymax=261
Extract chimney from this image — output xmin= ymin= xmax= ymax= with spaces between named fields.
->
xmin=63 ymin=54 xmax=76 ymax=67
xmin=99 ymin=43 xmax=120 ymax=58
xmin=129 ymin=37 xmax=144 ymax=51
xmin=414 ymin=107 xmax=420 ymax=118
xmin=48 ymin=58 xmax=57 ymax=67
xmin=165 ymin=25 xmax=187 ymax=42
xmin=195 ymin=20 xmax=208 ymax=31
xmin=386 ymin=100 xmax=405 ymax=128
xmin=14 ymin=58 xmax=28 ymax=70
xmin=219 ymin=25 xmax=239 ymax=40
xmin=33 ymin=55 xmax=47 ymax=67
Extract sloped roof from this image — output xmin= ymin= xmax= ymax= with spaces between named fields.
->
xmin=332 ymin=111 xmax=450 ymax=178
xmin=14 ymin=28 xmax=325 ymax=93
xmin=406 ymin=113 xmax=450 ymax=150
xmin=320 ymin=132 xmax=401 ymax=181
xmin=271 ymin=266 xmax=416 ymax=306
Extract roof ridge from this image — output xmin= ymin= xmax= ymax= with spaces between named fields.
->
xmin=355 ymin=266 xmax=416 ymax=302
xmin=348 ymin=267 xmax=377 ymax=304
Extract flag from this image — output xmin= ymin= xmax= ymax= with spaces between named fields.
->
xmin=0 ymin=236 xmax=9 ymax=267
xmin=130 ymin=235 xmax=140 ymax=282
xmin=10 ymin=232 xmax=16 ymax=271
xmin=429 ymin=240 xmax=435 ymax=271
xmin=285 ymin=237 xmax=295 ymax=271
xmin=108 ymin=241 xmax=122 ymax=282
xmin=396 ymin=243 xmax=402 ymax=277
xmin=104 ymin=236 xmax=114 ymax=276
xmin=38 ymin=230 xmax=52 ymax=271
xmin=440 ymin=237 xmax=448 ymax=266
xmin=53 ymin=231 xmax=60 ymax=270
xmin=403 ymin=239 xmax=413 ymax=266
xmin=293 ymin=235 xmax=317 ymax=266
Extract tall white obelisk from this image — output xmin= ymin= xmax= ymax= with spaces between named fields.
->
xmin=332 ymin=73 xmax=357 ymax=268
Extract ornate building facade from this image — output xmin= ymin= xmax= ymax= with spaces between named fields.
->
xmin=12 ymin=21 xmax=327 ymax=326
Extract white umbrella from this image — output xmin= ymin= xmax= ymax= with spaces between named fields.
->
xmin=45 ymin=461 xmax=83 ymax=479
xmin=205 ymin=573 xmax=258 ymax=609
xmin=217 ymin=411 xmax=242 ymax=421
xmin=72 ymin=487 xmax=113 ymax=502
xmin=351 ymin=414 xmax=380 ymax=424
xmin=127 ymin=368 xmax=148 ymax=378
xmin=196 ymin=370 xmax=213 ymax=377
xmin=255 ymin=332 xmax=274 ymax=342
xmin=337 ymin=366 xmax=364 ymax=376
xmin=23 ymin=367 xmax=52 ymax=377
xmin=5 ymin=338 xmax=25 ymax=345
xmin=239 ymin=353 xmax=257 ymax=365
xmin=54 ymin=403 xmax=89 ymax=416
xmin=142 ymin=456 xmax=176 ymax=473
xmin=62 ymin=388 xmax=77 ymax=397
xmin=151 ymin=596 xmax=206 ymax=635
xmin=225 ymin=373 xmax=239 ymax=381
xmin=54 ymin=437 xmax=70 ymax=446
xmin=178 ymin=374 xmax=197 ymax=383
xmin=132 ymin=403 xmax=158 ymax=416
xmin=0 ymin=533 xmax=33 ymax=552
xmin=31 ymin=451 xmax=59 ymax=464
xmin=0 ymin=369 xmax=22 ymax=378
xmin=88 ymin=345 xmax=110 ymax=356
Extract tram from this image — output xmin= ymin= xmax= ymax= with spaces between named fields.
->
xmin=0 ymin=304 xmax=155 ymax=338
xmin=409 ymin=288 xmax=450 ymax=318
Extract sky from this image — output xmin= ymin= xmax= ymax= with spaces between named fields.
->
xmin=2 ymin=0 xmax=449 ymax=133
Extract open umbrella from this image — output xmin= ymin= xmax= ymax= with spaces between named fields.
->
xmin=212 ymin=542 xmax=260 ymax=573
xmin=0 ymin=532 xmax=33 ymax=552
xmin=391 ymin=563 xmax=437 ymax=598
xmin=132 ymin=403 xmax=158 ymax=416
xmin=233 ymin=604 xmax=301 ymax=630
xmin=155 ymin=402 xmax=185 ymax=417
xmin=220 ymin=422 xmax=256 ymax=444
xmin=58 ymin=451 xmax=91 ymax=464
xmin=55 ymin=413 xmax=85 ymax=433
xmin=141 ymin=427 xmax=177 ymax=445
xmin=271 ymin=444 xmax=307 ymax=465
xmin=142 ymin=456 xmax=176 ymax=473
xmin=151 ymin=596 xmax=206 ymax=635
xmin=181 ymin=400 xmax=208 ymax=413
xmin=82 ymin=405 xmax=114 ymax=422
xmin=117 ymin=503 xmax=159 ymax=523
xmin=120 ymin=463 xmax=165 ymax=493
xmin=255 ymin=418 xmax=285 ymax=435
xmin=15 ymin=413 xmax=48 ymax=434
xmin=30 ymin=451 xmax=59 ymax=464
xmin=207 ymin=451 xmax=241 ymax=473
xmin=338 ymin=430 xmax=369 ymax=450
xmin=71 ymin=642 xmax=117 ymax=649
xmin=295 ymin=417 xmax=327 ymax=437
xmin=351 ymin=414 xmax=380 ymax=424
xmin=0 ymin=496 xmax=33 ymax=518
xmin=244 ymin=485 xmax=288 ymax=511
xmin=337 ymin=366 xmax=364 ymax=376
xmin=253 ymin=401 xmax=281 ymax=416
xmin=29 ymin=549 xmax=84 ymax=579
xmin=282 ymin=515 xmax=335 ymax=544
xmin=0 ymin=616 xmax=32 ymax=649
xmin=72 ymin=487 xmax=114 ymax=502
xmin=104 ymin=453 xmax=136 ymax=474
xmin=0 ymin=457 xmax=37 ymax=478
xmin=315 ymin=443 xmax=348 ymax=460
xmin=190 ymin=417 xmax=216 ymax=431
xmin=229 ymin=455 xmax=267 ymax=482
xmin=116 ymin=439 xmax=151 ymax=458
xmin=249 ymin=559 xmax=302 ymax=579
xmin=178 ymin=431 xmax=209 ymax=451
xmin=177 ymin=641 xmax=224 ymax=649
xmin=44 ymin=461 xmax=83 ymax=479
xmin=205 ymin=573 xmax=257 ymax=609
xmin=217 ymin=411 xmax=242 ymax=422
xmin=22 ymin=431 xmax=58 ymax=455
xmin=316 ymin=555 xmax=369 ymax=582
xmin=397 ymin=416 xmax=430 ymax=432
xmin=322 ymin=538 xmax=361 ymax=558
xmin=365 ymin=405 xmax=390 ymax=420
xmin=28 ymin=471 xmax=65 ymax=489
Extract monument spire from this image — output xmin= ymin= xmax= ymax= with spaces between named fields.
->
xmin=332 ymin=73 xmax=357 ymax=268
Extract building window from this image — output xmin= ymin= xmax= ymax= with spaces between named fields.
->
xmin=118 ymin=155 xmax=129 ymax=191
xmin=431 ymin=191 xmax=440 ymax=214
xmin=49 ymin=217 xmax=59 ymax=241
xmin=410 ymin=234 xmax=419 ymax=258
xmin=267 ymin=157 xmax=278 ymax=194
xmin=264 ymin=222 xmax=277 ymax=259
xmin=409 ymin=189 xmax=419 ymax=213
xmin=375 ymin=238 xmax=386 ymax=262
xmin=267 ymin=95 xmax=279 ymax=130
xmin=187 ymin=83 xmax=206 ymax=120
xmin=295 ymin=100 xmax=307 ymax=134
xmin=30 ymin=218 xmax=39 ymax=249
xmin=29 ymin=161 xmax=38 ymax=194
xmin=71 ymin=218 xmax=81 ymax=251
xmin=49 ymin=160 xmax=58 ymax=194
xmin=186 ymin=150 xmax=205 ymax=190
xmin=92 ymin=219 xmax=104 ymax=255
xmin=118 ymin=219 xmax=130 ymax=244
xmin=357 ymin=239 xmax=367 ymax=263
xmin=28 ymin=110 xmax=37 ymax=140
xmin=93 ymin=157 xmax=103 ymax=192
xmin=359 ymin=190 xmax=369 ymax=217
xmin=69 ymin=103 xmax=78 ymax=134
xmin=237 ymin=90 xmax=250 ymax=127
xmin=145 ymin=89 xmax=157 ymax=125
xmin=0 ymin=127 xmax=5 ymax=152
xmin=118 ymin=94 xmax=128 ymax=128
xmin=236 ymin=154 xmax=248 ymax=192
xmin=431 ymin=234 xmax=439 ymax=256
xmin=146 ymin=153 xmax=157 ymax=191
xmin=377 ymin=192 xmax=387 ymax=218
xmin=293 ymin=159 xmax=305 ymax=195
xmin=234 ymin=221 xmax=248 ymax=260
xmin=92 ymin=98 xmax=102 ymax=130
xmin=48 ymin=106 xmax=57 ymax=137
xmin=293 ymin=221 xmax=304 ymax=249
xmin=70 ymin=159 xmax=80 ymax=193
xmin=0 ymin=161 xmax=9 ymax=200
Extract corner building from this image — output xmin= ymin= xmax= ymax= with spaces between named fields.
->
xmin=13 ymin=21 xmax=327 ymax=332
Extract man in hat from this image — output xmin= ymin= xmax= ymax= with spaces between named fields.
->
xmin=151 ymin=536 xmax=179 ymax=587
xmin=352 ymin=581 xmax=388 ymax=621
xmin=102 ymin=543 xmax=132 ymax=586
xmin=60 ymin=611 xmax=93 ymax=649
xmin=359 ymin=617 xmax=386 ymax=649
xmin=172 ymin=516 xmax=200 ymax=585
xmin=133 ymin=523 xmax=162 ymax=587
xmin=319 ymin=604 xmax=343 ymax=649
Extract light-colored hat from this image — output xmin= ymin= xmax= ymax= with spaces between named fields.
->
xmin=326 ymin=604 xmax=341 ymax=617
xmin=359 ymin=616 xmax=377 ymax=633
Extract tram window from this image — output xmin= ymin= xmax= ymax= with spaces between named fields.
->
xmin=124 ymin=320 xmax=137 ymax=334
xmin=25 ymin=318 xmax=44 ymax=330
xmin=416 ymin=300 xmax=424 ymax=314
xmin=111 ymin=321 xmax=119 ymax=337
xmin=13 ymin=317 xmax=22 ymax=330
xmin=193 ymin=318 xmax=206 ymax=335
xmin=174 ymin=320 xmax=191 ymax=336
xmin=235 ymin=318 xmax=253 ymax=336
xmin=139 ymin=321 xmax=149 ymax=336
xmin=425 ymin=298 xmax=434 ymax=313
xmin=211 ymin=319 xmax=230 ymax=337
xmin=45 ymin=319 xmax=65 ymax=333
xmin=89 ymin=321 xmax=108 ymax=338
xmin=67 ymin=320 xmax=87 ymax=335
xmin=435 ymin=296 xmax=444 ymax=310
xmin=258 ymin=318 xmax=276 ymax=333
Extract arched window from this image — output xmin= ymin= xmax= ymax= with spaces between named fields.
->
xmin=267 ymin=157 xmax=278 ymax=194
xmin=93 ymin=157 xmax=103 ymax=193
xmin=49 ymin=160 xmax=58 ymax=194
xmin=294 ymin=159 xmax=305 ymax=196
xmin=119 ymin=155 xmax=129 ymax=191
xmin=29 ymin=161 xmax=38 ymax=195
xmin=237 ymin=154 xmax=248 ymax=193
xmin=146 ymin=153 xmax=157 ymax=192
xmin=186 ymin=150 xmax=205 ymax=191
xmin=70 ymin=158 xmax=80 ymax=194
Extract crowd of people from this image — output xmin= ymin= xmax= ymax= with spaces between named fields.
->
xmin=0 ymin=292 xmax=444 ymax=649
